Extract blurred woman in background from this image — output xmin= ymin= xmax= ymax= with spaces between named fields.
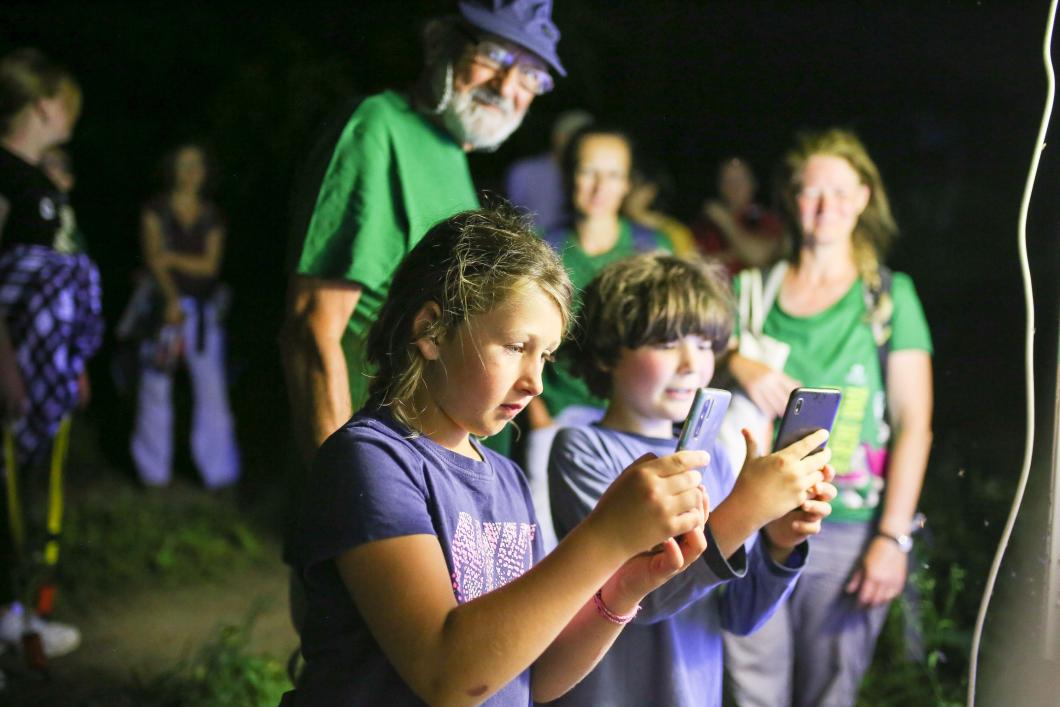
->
xmin=691 ymin=156 xmax=787 ymax=276
xmin=524 ymin=124 xmax=672 ymax=549
xmin=130 ymin=143 xmax=239 ymax=490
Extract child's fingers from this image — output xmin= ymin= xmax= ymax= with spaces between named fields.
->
xmin=677 ymin=525 xmax=708 ymax=563
xmin=674 ymin=489 xmax=708 ymax=527
xmin=740 ymin=428 xmax=761 ymax=463
xmin=659 ymin=468 xmax=703 ymax=499
xmin=790 ymin=518 xmax=824 ymax=537
xmin=799 ymin=499 xmax=833 ymax=518
xmin=672 ymin=485 xmax=708 ymax=516
xmin=662 ymin=449 xmax=711 ymax=475
xmin=651 ymin=537 xmax=683 ymax=573
xmin=796 ymin=449 xmax=832 ymax=490
xmin=800 ymin=445 xmax=832 ymax=476
xmin=784 ymin=429 xmax=830 ymax=460
xmin=807 ymin=482 xmax=837 ymax=504
xmin=670 ymin=493 xmax=707 ymax=535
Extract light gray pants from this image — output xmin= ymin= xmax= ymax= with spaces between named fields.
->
xmin=131 ymin=298 xmax=239 ymax=489
xmin=724 ymin=521 xmax=892 ymax=707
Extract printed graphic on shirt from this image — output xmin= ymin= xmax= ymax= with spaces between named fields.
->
xmin=830 ymin=365 xmax=890 ymax=511
xmin=449 ymin=511 xmax=536 ymax=603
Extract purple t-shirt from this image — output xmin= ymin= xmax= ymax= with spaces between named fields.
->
xmin=290 ymin=409 xmax=544 ymax=706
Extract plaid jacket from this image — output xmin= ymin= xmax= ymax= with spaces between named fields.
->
xmin=0 ymin=244 xmax=103 ymax=467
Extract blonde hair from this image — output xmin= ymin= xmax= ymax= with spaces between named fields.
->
xmin=0 ymin=48 xmax=81 ymax=136
xmin=574 ymin=252 xmax=733 ymax=399
xmin=781 ymin=127 xmax=897 ymax=289
xmin=366 ymin=205 xmax=573 ymax=430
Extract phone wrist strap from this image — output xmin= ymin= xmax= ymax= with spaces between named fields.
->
xmin=593 ymin=589 xmax=640 ymax=625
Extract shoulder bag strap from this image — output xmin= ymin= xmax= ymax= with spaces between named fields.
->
xmin=864 ymin=265 xmax=895 ymax=390
xmin=740 ymin=268 xmax=762 ymax=336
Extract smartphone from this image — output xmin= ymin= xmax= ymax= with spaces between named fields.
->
xmin=773 ymin=387 xmax=842 ymax=456
xmin=676 ymin=388 xmax=732 ymax=453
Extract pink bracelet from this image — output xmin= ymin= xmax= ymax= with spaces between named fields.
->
xmin=593 ymin=589 xmax=641 ymax=625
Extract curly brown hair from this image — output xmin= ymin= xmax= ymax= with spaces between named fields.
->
xmin=574 ymin=252 xmax=733 ymax=399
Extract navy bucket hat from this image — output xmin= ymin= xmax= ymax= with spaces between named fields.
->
xmin=458 ymin=0 xmax=566 ymax=76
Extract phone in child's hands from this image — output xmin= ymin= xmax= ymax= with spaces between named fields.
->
xmin=773 ymin=387 xmax=842 ymax=457
xmin=675 ymin=388 xmax=732 ymax=453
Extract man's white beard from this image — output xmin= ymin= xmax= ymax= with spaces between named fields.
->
xmin=442 ymin=86 xmax=525 ymax=152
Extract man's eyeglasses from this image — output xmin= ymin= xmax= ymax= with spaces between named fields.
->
xmin=458 ymin=28 xmax=554 ymax=95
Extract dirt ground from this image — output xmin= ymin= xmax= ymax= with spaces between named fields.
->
xmin=1 ymin=562 xmax=297 ymax=705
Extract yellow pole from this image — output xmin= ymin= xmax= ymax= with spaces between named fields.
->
xmin=43 ymin=416 xmax=71 ymax=566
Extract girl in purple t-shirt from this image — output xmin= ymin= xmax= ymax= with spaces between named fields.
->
xmin=286 ymin=206 xmax=713 ymax=706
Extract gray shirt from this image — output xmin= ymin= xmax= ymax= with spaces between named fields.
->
xmin=547 ymin=424 xmax=807 ymax=707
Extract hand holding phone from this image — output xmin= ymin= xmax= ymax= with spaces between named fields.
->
xmin=676 ymin=388 xmax=732 ymax=454
xmin=773 ymin=387 xmax=842 ymax=456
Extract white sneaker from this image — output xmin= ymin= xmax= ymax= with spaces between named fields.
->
xmin=0 ymin=603 xmax=81 ymax=658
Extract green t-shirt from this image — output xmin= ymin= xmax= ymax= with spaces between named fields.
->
xmin=541 ymin=219 xmax=673 ymax=417
xmin=747 ymin=269 xmax=932 ymax=522
xmin=296 ymin=91 xmax=479 ymax=409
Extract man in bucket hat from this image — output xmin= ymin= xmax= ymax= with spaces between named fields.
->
xmin=282 ymin=0 xmax=565 ymax=466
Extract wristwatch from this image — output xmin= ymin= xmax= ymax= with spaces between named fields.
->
xmin=876 ymin=530 xmax=913 ymax=554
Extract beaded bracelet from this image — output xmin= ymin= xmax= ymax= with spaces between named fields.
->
xmin=593 ymin=589 xmax=641 ymax=625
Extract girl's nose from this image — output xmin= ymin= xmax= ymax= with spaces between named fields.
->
xmin=521 ymin=360 xmax=544 ymax=397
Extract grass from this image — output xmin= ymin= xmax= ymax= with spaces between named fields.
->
xmin=56 ymin=479 xmax=273 ymax=610
xmin=129 ymin=606 xmax=291 ymax=707
xmin=857 ymin=557 xmax=970 ymax=706
xmin=4 ymin=462 xmax=293 ymax=706
xmin=38 ymin=609 xmax=292 ymax=707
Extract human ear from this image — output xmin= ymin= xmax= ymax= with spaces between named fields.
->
xmin=412 ymin=301 xmax=443 ymax=360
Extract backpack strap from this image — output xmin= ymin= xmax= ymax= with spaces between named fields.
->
xmin=736 ymin=268 xmax=760 ymax=337
xmin=864 ymin=265 xmax=895 ymax=390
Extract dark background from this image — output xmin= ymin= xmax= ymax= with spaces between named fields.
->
xmin=3 ymin=0 xmax=1059 ymax=698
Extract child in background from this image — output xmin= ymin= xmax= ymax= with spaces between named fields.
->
xmin=548 ymin=252 xmax=836 ymax=707
xmin=284 ymin=208 xmax=712 ymax=706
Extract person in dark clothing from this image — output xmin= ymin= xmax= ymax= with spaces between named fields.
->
xmin=0 ymin=47 xmax=100 ymax=660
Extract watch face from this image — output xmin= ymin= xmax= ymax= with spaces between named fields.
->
xmin=881 ymin=531 xmax=913 ymax=553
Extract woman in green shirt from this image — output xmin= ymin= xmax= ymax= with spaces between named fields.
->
xmin=522 ymin=125 xmax=671 ymax=550
xmin=724 ymin=128 xmax=934 ymax=707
